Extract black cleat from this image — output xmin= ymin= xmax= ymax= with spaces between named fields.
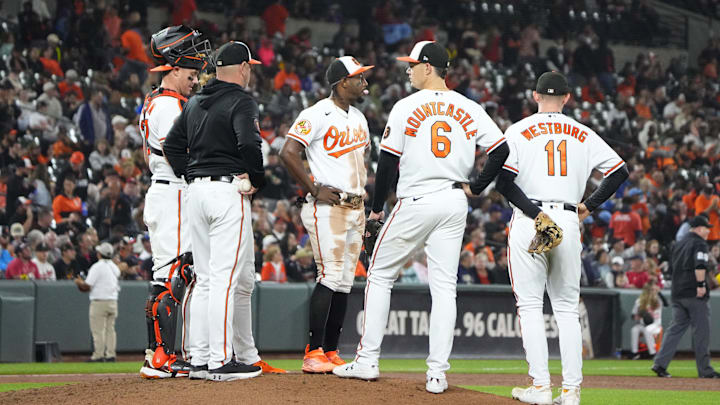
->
xmin=701 ymin=371 xmax=720 ymax=378
xmin=652 ymin=365 xmax=671 ymax=378
xmin=207 ymin=361 xmax=261 ymax=382
xmin=189 ymin=364 xmax=209 ymax=380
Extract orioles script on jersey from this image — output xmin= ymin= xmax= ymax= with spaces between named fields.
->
xmin=324 ymin=124 xmax=368 ymax=158
xmin=403 ymin=102 xmax=478 ymax=139
xmin=520 ymin=122 xmax=587 ymax=143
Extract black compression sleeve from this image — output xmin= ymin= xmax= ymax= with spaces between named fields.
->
xmin=582 ymin=166 xmax=629 ymax=212
xmin=233 ymin=98 xmax=266 ymax=188
xmin=371 ymin=151 xmax=400 ymax=213
xmin=469 ymin=142 xmax=509 ymax=195
xmin=495 ymin=169 xmax=541 ymax=219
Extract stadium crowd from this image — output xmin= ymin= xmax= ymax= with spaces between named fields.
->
xmin=0 ymin=0 xmax=718 ymax=293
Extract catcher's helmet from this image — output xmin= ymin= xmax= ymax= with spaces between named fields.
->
xmin=149 ymin=25 xmax=212 ymax=72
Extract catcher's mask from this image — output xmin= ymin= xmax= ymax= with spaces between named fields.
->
xmin=149 ymin=25 xmax=212 ymax=72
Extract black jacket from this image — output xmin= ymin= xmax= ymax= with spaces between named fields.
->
xmin=163 ymin=78 xmax=265 ymax=188
xmin=670 ymin=232 xmax=710 ymax=299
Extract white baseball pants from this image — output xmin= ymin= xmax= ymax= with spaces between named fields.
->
xmin=631 ymin=323 xmax=662 ymax=355
xmin=508 ymin=204 xmax=583 ymax=389
xmin=355 ymin=189 xmax=467 ymax=379
xmin=144 ymin=180 xmax=196 ymax=360
xmin=300 ymin=197 xmax=365 ymax=293
xmin=186 ymin=180 xmax=259 ymax=370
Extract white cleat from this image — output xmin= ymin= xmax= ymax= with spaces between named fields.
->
xmin=332 ymin=361 xmax=380 ymax=380
xmin=552 ymin=387 xmax=581 ymax=405
xmin=511 ymin=385 xmax=553 ymax=404
xmin=425 ymin=376 xmax=448 ymax=394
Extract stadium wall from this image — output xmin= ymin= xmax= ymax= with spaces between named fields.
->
xmin=1 ymin=280 xmax=719 ymax=362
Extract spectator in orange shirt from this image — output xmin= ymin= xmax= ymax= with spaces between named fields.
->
xmin=273 ymin=63 xmax=301 ymax=93
xmin=39 ymin=47 xmax=63 ymax=77
xmin=52 ymin=175 xmax=82 ymax=223
xmin=51 ymin=130 xmax=76 ymax=159
xmin=694 ymin=183 xmax=720 ymax=241
xmin=261 ymin=245 xmax=287 ymax=282
xmin=581 ymin=76 xmax=605 ymax=103
xmin=119 ymin=12 xmax=151 ymax=82
xmin=463 ymin=228 xmax=495 ymax=263
xmin=58 ymin=69 xmax=84 ymax=100
xmin=610 ymin=198 xmax=643 ymax=246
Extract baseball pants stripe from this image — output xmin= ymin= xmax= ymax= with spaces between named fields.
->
xmin=187 ymin=182 xmax=258 ymax=370
xmin=357 ymin=199 xmax=403 ymax=353
xmin=508 ymin=207 xmax=583 ymax=389
xmin=355 ymin=189 xmax=466 ymax=379
xmin=301 ymin=197 xmax=365 ymax=293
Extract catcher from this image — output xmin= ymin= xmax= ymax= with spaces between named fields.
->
xmin=139 ymin=25 xmax=211 ymax=379
xmin=279 ymin=56 xmax=373 ymax=373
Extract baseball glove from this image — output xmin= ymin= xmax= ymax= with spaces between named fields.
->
xmin=364 ymin=219 xmax=384 ymax=258
xmin=527 ymin=212 xmax=563 ymax=254
xmin=641 ymin=310 xmax=654 ymax=326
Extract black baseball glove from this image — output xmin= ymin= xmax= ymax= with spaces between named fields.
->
xmin=364 ymin=219 xmax=384 ymax=258
xmin=641 ymin=310 xmax=654 ymax=326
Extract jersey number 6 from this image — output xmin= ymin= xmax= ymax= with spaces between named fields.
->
xmin=544 ymin=139 xmax=567 ymax=176
xmin=431 ymin=121 xmax=451 ymax=158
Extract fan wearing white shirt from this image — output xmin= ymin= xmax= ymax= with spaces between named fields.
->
xmin=32 ymin=243 xmax=55 ymax=280
xmin=75 ymin=243 xmax=121 ymax=362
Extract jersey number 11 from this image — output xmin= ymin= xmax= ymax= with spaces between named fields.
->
xmin=544 ymin=140 xmax=567 ymax=176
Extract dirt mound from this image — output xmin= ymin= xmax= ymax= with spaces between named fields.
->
xmin=0 ymin=374 xmax=516 ymax=405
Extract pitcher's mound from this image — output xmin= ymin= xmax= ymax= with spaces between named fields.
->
xmin=0 ymin=373 xmax=516 ymax=404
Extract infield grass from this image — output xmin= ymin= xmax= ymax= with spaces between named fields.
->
xmin=0 ymin=358 xmax=714 ymax=378
xmin=464 ymin=385 xmax=719 ymax=405
xmin=0 ymin=382 xmax=69 ymax=392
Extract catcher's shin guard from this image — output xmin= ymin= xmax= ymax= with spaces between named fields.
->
xmin=150 ymin=252 xmax=195 ymax=368
xmin=145 ymin=285 xmax=165 ymax=351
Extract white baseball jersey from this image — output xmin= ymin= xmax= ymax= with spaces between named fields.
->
xmin=379 ymin=89 xmax=506 ymax=198
xmin=287 ymin=98 xmax=369 ymax=195
xmin=140 ymin=89 xmax=188 ymax=183
xmin=503 ymin=112 xmax=625 ymax=204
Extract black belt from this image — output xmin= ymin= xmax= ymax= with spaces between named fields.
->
xmin=152 ymin=179 xmax=170 ymax=185
xmin=531 ymin=199 xmax=577 ymax=212
xmin=452 ymin=182 xmax=464 ymax=190
xmin=188 ymin=175 xmax=234 ymax=184
xmin=149 ymin=146 xmax=163 ymax=156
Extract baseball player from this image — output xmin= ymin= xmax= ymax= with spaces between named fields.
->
xmin=279 ymin=56 xmax=373 ymax=373
xmin=164 ymin=41 xmax=284 ymax=381
xmin=503 ymin=72 xmax=628 ymax=405
xmin=139 ymin=25 xmax=211 ymax=379
xmin=333 ymin=41 xmax=512 ymax=393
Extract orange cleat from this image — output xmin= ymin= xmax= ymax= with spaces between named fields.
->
xmin=253 ymin=360 xmax=287 ymax=374
xmin=302 ymin=345 xmax=337 ymax=374
xmin=325 ymin=350 xmax=345 ymax=366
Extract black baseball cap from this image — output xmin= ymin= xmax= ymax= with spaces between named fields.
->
xmin=689 ymin=215 xmax=713 ymax=228
xmin=536 ymin=71 xmax=570 ymax=95
xmin=326 ymin=56 xmax=374 ymax=86
xmin=215 ymin=41 xmax=261 ymax=67
xmin=397 ymin=41 xmax=449 ymax=68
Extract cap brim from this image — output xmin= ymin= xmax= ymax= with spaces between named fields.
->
xmin=348 ymin=65 xmax=374 ymax=77
xmin=149 ymin=65 xmax=173 ymax=72
xmin=249 ymin=58 xmax=262 ymax=65
xmin=396 ymin=56 xmax=420 ymax=63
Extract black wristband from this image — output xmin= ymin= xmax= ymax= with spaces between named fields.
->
xmin=697 ymin=281 xmax=707 ymax=288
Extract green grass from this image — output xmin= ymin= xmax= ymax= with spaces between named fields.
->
xmin=0 ymin=382 xmax=69 ymax=392
xmin=464 ymin=385 xmax=719 ymax=405
xmin=0 ymin=358 xmax=710 ymax=378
